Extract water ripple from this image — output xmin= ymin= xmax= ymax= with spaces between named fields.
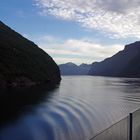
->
xmin=1 ymin=76 xmax=140 ymax=140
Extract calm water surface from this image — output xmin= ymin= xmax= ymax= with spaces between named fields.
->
xmin=1 ymin=76 xmax=140 ymax=140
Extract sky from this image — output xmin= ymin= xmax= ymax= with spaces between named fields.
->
xmin=0 ymin=0 xmax=140 ymax=65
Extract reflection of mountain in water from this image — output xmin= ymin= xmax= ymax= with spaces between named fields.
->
xmin=0 ymin=84 xmax=59 ymax=126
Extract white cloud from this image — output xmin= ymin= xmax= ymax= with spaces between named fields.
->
xmin=35 ymin=0 xmax=140 ymax=38
xmin=37 ymin=35 xmax=59 ymax=42
xmin=53 ymin=57 xmax=92 ymax=65
xmin=35 ymin=35 xmax=124 ymax=64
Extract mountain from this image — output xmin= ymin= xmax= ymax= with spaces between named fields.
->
xmin=0 ymin=21 xmax=61 ymax=87
xmin=59 ymin=62 xmax=91 ymax=75
xmin=89 ymin=41 xmax=140 ymax=77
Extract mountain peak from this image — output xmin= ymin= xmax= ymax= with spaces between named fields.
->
xmin=89 ymin=41 xmax=140 ymax=77
xmin=125 ymin=41 xmax=140 ymax=50
xmin=59 ymin=62 xmax=91 ymax=75
xmin=65 ymin=62 xmax=77 ymax=66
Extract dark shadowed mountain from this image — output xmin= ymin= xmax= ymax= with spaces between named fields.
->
xmin=59 ymin=62 xmax=91 ymax=75
xmin=89 ymin=41 xmax=140 ymax=77
xmin=0 ymin=21 xmax=61 ymax=87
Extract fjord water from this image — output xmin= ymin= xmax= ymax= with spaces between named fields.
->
xmin=0 ymin=76 xmax=140 ymax=140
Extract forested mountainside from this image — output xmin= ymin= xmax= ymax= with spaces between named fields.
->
xmin=0 ymin=21 xmax=61 ymax=87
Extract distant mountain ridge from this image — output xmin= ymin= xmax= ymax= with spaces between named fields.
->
xmin=0 ymin=21 xmax=61 ymax=87
xmin=59 ymin=41 xmax=140 ymax=77
xmin=89 ymin=41 xmax=140 ymax=77
xmin=59 ymin=62 xmax=91 ymax=75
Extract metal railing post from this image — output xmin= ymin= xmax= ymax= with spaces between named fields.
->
xmin=129 ymin=113 xmax=133 ymax=140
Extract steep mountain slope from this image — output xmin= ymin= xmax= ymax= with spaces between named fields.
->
xmin=59 ymin=62 xmax=91 ymax=75
xmin=89 ymin=41 xmax=140 ymax=77
xmin=0 ymin=21 xmax=61 ymax=87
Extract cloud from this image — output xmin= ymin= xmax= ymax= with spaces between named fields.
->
xmin=35 ymin=0 xmax=140 ymax=38
xmin=35 ymin=35 xmax=124 ymax=64
xmin=52 ymin=57 xmax=91 ymax=65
